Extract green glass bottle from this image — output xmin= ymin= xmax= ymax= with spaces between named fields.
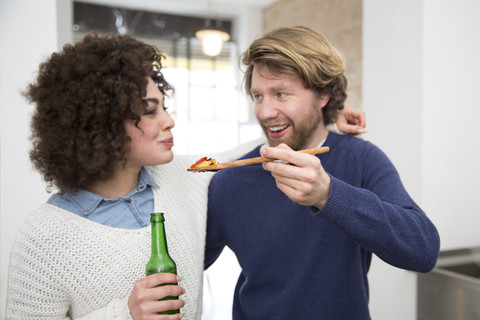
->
xmin=146 ymin=212 xmax=179 ymax=315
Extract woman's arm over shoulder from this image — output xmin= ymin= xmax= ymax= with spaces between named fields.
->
xmin=335 ymin=105 xmax=366 ymax=135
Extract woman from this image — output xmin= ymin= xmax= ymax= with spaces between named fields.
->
xmin=5 ymin=32 xmax=365 ymax=319
xmin=6 ymin=31 xmax=208 ymax=320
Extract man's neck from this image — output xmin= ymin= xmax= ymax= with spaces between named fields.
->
xmin=302 ymin=127 xmax=329 ymax=150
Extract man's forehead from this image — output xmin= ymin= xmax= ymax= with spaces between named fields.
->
xmin=251 ymin=65 xmax=305 ymax=91
xmin=253 ymin=64 xmax=297 ymax=80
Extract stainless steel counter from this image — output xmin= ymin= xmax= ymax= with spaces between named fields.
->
xmin=417 ymin=247 xmax=480 ymax=320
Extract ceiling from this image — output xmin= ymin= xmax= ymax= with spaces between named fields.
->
xmin=77 ymin=0 xmax=279 ymax=18
xmin=187 ymin=0 xmax=278 ymax=7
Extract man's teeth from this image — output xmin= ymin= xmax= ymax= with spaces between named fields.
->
xmin=269 ymin=125 xmax=288 ymax=132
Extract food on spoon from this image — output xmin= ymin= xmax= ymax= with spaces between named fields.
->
xmin=190 ymin=157 xmax=217 ymax=169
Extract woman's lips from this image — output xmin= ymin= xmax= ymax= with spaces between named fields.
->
xmin=161 ymin=138 xmax=174 ymax=147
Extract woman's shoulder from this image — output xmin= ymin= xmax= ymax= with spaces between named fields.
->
xmin=17 ymin=204 xmax=148 ymax=243
xmin=9 ymin=204 xmax=149 ymax=274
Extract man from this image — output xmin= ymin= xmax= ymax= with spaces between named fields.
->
xmin=205 ymin=26 xmax=440 ymax=319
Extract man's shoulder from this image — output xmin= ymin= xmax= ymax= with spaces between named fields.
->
xmin=325 ymin=133 xmax=391 ymax=169
xmin=327 ymin=132 xmax=377 ymax=153
xmin=326 ymin=133 xmax=395 ymax=175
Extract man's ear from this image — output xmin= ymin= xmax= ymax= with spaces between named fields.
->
xmin=319 ymin=93 xmax=330 ymax=108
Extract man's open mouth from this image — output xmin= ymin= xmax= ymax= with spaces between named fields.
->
xmin=269 ymin=124 xmax=289 ymax=133
xmin=267 ymin=124 xmax=290 ymax=138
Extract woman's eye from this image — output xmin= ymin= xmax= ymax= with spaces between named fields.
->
xmin=143 ymin=107 xmax=157 ymax=116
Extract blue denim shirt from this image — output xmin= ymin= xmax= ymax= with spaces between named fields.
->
xmin=47 ymin=167 xmax=158 ymax=229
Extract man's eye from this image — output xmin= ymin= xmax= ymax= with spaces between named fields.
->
xmin=253 ymin=94 xmax=262 ymax=101
xmin=276 ymin=92 xmax=287 ymax=98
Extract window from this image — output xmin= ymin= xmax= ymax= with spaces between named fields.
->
xmin=73 ymin=2 xmax=260 ymax=155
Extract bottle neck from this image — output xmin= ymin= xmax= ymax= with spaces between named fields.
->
xmin=151 ymin=219 xmax=169 ymax=257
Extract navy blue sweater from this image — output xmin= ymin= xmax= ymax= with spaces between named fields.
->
xmin=205 ymin=133 xmax=440 ymax=320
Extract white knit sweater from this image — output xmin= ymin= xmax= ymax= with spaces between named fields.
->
xmin=5 ymin=153 xmax=221 ymax=319
xmin=5 ymin=138 xmax=264 ymax=320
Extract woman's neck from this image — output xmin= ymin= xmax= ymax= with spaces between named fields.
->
xmin=86 ymin=165 xmax=141 ymax=199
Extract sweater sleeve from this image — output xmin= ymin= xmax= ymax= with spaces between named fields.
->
xmin=5 ymin=226 xmax=72 ymax=319
xmin=317 ymin=143 xmax=440 ymax=273
xmin=5 ymin=224 xmax=134 ymax=320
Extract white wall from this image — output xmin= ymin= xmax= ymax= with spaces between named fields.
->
xmin=421 ymin=0 xmax=480 ymax=250
xmin=363 ymin=0 xmax=480 ymax=319
xmin=0 ymin=0 xmax=64 ymax=317
xmin=363 ymin=1 xmax=423 ymax=318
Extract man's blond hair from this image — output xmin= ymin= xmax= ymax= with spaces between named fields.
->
xmin=241 ymin=26 xmax=347 ymax=124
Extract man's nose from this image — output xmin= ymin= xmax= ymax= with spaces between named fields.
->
xmin=258 ymin=97 xmax=279 ymax=120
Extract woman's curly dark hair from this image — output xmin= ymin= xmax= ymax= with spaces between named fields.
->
xmin=24 ymin=32 xmax=173 ymax=193
xmin=241 ymin=26 xmax=347 ymax=124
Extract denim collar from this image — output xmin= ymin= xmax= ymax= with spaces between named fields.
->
xmin=63 ymin=167 xmax=159 ymax=216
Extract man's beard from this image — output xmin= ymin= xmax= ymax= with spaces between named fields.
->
xmin=262 ymin=105 xmax=323 ymax=151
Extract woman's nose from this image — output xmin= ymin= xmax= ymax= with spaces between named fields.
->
xmin=160 ymin=111 xmax=175 ymax=130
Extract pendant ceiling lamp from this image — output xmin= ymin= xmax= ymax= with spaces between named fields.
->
xmin=195 ymin=20 xmax=230 ymax=57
